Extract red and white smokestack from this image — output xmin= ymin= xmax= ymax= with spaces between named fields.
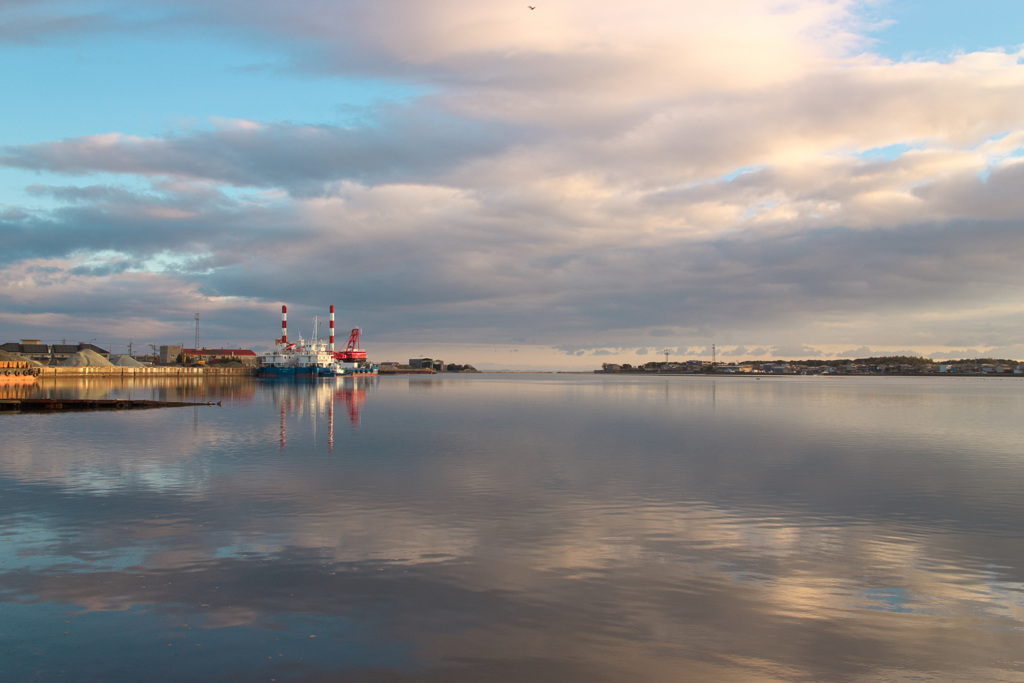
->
xmin=329 ymin=305 xmax=335 ymax=352
xmin=281 ymin=305 xmax=288 ymax=344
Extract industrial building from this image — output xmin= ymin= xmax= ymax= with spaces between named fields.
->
xmin=409 ymin=358 xmax=445 ymax=372
xmin=0 ymin=340 xmax=110 ymax=364
xmin=183 ymin=348 xmax=258 ymax=366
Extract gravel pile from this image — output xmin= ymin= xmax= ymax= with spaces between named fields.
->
xmin=0 ymin=349 xmax=43 ymax=366
xmin=60 ymin=349 xmax=115 ymax=367
xmin=110 ymin=354 xmax=146 ymax=367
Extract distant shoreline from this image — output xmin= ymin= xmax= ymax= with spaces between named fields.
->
xmin=592 ymin=371 xmax=1020 ymax=377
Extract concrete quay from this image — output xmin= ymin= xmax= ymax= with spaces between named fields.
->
xmin=35 ymin=366 xmax=257 ymax=378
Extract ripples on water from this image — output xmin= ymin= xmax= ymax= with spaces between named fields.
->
xmin=1 ymin=374 xmax=1023 ymax=681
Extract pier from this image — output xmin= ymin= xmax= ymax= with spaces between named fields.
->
xmin=0 ymin=398 xmax=221 ymax=412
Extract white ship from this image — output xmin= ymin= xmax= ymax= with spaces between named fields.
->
xmin=258 ymin=305 xmax=377 ymax=378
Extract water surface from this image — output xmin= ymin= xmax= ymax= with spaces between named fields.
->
xmin=2 ymin=374 xmax=1023 ymax=681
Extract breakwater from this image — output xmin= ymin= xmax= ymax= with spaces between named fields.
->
xmin=1 ymin=397 xmax=222 ymax=412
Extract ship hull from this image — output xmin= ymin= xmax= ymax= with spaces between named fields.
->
xmin=257 ymin=365 xmax=338 ymax=379
xmin=338 ymin=366 xmax=378 ymax=377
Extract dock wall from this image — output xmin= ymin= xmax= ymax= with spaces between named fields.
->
xmin=36 ymin=366 xmax=257 ymax=378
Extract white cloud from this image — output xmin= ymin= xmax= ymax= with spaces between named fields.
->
xmin=3 ymin=1 xmax=1024 ymax=366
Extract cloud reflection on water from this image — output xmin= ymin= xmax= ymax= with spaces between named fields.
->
xmin=1 ymin=375 xmax=1023 ymax=681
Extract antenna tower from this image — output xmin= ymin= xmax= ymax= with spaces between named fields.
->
xmin=194 ymin=313 xmax=200 ymax=350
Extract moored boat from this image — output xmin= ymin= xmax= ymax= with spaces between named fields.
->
xmin=333 ymin=327 xmax=378 ymax=377
xmin=258 ymin=305 xmax=377 ymax=379
xmin=257 ymin=341 xmax=339 ymax=378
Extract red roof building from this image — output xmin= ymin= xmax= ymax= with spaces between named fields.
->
xmin=183 ymin=348 xmax=258 ymax=366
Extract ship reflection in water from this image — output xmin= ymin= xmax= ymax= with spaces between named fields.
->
xmin=265 ymin=377 xmax=375 ymax=452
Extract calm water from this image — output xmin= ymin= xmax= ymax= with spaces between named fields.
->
xmin=2 ymin=374 xmax=1023 ymax=682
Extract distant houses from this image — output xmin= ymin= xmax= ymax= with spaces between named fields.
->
xmin=376 ymin=359 xmax=479 ymax=374
xmin=163 ymin=345 xmax=258 ymax=366
xmin=184 ymin=348 xmax=258 ymax=366
xmin=599 ymin=359 xmax=1024 ymax=375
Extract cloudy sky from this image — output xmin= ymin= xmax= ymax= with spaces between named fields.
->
xmin=2 ymin=0 xmax=1024 ymax=369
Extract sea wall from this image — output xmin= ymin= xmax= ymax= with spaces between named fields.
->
xmin=37 ymin=366 xmax=257 ymax=377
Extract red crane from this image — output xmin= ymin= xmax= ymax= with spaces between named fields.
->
xmin=334 ymin=328 xmax=367 ymax=362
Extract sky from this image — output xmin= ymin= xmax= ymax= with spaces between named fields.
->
xmin=2 ymin=0 xmax=1024 ymax=370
